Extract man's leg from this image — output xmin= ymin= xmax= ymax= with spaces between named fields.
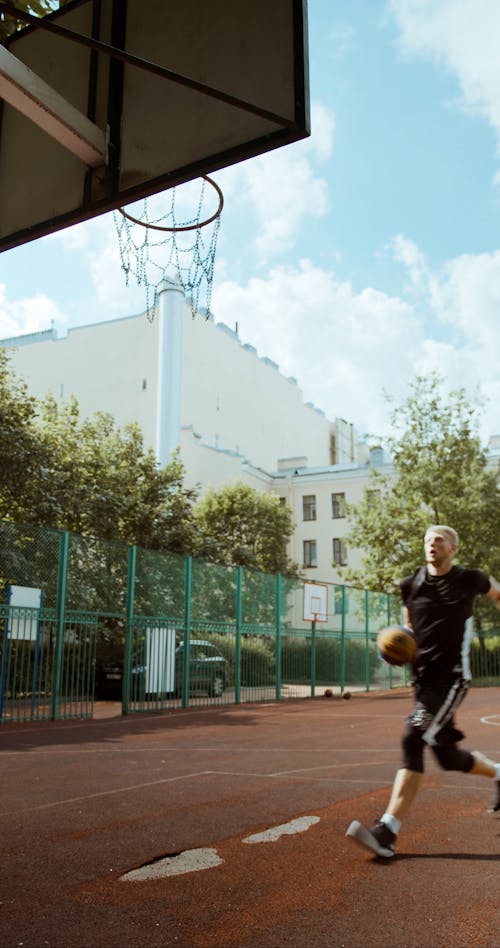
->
xmin=345 ymin=767 xmax=422 ymax=858
xmin=470 ymin=750 xmax=497 ymax=778
xmin=346 ymin=692 xmax=429 ymax=858
xmin=383 ymin=767 xmax=423 ymax=820
xmin=432 ymin=746 xmax=500 ymax=811
xmin=470 ymin=752 xmax=500 ymax=812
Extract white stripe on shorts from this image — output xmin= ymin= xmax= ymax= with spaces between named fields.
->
xmin=422 ymin=678 xmax=468 ymax=747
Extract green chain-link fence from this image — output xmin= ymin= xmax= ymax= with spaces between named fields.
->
xmin=0 ymin=519 xmax=499 ymax=723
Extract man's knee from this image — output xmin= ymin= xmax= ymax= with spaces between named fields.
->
xmin=432 ymin=745 xmax=474 ymax=773
xmin=402 ymin=723 xmax=425 ymax=773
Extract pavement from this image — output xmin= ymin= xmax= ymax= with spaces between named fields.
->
xmin=0 ymin=688 xmax=499 ymax=947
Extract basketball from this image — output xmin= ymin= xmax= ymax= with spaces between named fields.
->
xmin=377 ymin=626 xmax=416 ymax=666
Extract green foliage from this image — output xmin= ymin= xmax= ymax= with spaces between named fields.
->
xmin=469 ymin=634 xmax=500 ymax=681
xmin=281 ymin=634 xmax=379 ymax=684
xmin=34 ymin=395 xmax=198 ymax=552
xmin=207 ymin=631 xmax=379 ymax=688
xmin=193 ymin=482 xmax=299 ymax=577
xmin=0 ymin=1 xmax=67 ymax=42
xmin=345 ymin=374 xmax=500 ymax=610
xmin=0 ymin=353 xmax=298 ymax=622
xmin=0 ymin=350 xmax=47 ymax=522
xmin=0 ymin=351 xmax=197 ymax=554
xmin=208 ymin=632 xmax=276 ymax=686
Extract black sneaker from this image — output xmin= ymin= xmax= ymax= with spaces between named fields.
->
xmin=487 ymin=780 xmax=500 ymax=813
xmin=345 ymin=819 xmax=396 ymax=858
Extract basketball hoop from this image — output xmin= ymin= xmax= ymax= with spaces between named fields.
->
xmin=114 ymin=175 xmax=223 ymax=321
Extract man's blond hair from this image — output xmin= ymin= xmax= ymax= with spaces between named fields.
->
xmin=425 ymin=525 xmax=459 ymax=549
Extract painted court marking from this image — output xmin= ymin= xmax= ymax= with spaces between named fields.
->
xmin=120 ymin=816 xmax=320 ymax=880
xmin=242 ymin=815 xmax=320 ymax=844
xmin=121 ymin=847 xmax=223 ymax=881
xmin=480 ymin=714 xmax=500 ymax=726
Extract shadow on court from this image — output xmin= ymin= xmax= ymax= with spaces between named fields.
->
xmin=0 ymin=688 xmax=499 ymax=947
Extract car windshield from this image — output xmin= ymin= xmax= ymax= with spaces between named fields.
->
xmin=177 ymin=643 xmax=219 ymax=659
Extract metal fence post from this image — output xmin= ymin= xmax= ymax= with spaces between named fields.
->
xmin=311 ymin=620 xmax=316 ymax=698
xmin=182 ymin=556 xmax=192 ymax=708
xmin=365 ymin=589 xmax=370 ymax=691
xmin=275 ymin=573 xmax=282 ymax=701
xmin=122 ymin=545 xmax=137 ymax=715
xmin=235 ymin=567 xmax=242 ymax=704
xmin=340 ymin=585 xmax=346 ymax=694
xmin=387 ymin=593 xmax=393 ymax=688
xmin=52 ymin=530 xmax=69 ymax=721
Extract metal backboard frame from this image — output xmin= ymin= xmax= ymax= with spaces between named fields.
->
xmin=0 ymin=0 xmax=310 ymax=251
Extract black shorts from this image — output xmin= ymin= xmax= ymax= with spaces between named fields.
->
xmin=407 ymin=676 xmax=469 ymax=747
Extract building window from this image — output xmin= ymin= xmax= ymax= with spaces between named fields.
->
xmin=303 ymin=495 xmax=316 ymax=521
xmin=303 ymin=540 xmax=317 ymax=568
xmin=332 ymin=538 xmax=347 ymax=566
xmin=331 ymin=492 xmax=346 ymax=519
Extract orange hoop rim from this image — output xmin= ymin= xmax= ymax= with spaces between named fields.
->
xmin=117 ymin=175 xmax=224 ymax=233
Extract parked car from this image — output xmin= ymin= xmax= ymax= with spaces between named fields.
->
xmin=95 ymin=638 xmax=228 ymax=700
xmin=175 ymin=640 xmax=228 ymax=698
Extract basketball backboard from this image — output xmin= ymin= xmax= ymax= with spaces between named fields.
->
xmin=0 ymin=0 xmax=310 ymax=251
xmin=303 ymin=582 xmax=328 ymax=623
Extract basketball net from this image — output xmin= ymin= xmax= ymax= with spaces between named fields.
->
xmin=114 ymin=175 xmax=223 ymax=321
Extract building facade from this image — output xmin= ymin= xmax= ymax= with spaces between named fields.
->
xmin=4 ymin=290 xmax=497 ymax=587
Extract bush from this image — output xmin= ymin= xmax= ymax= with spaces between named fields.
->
xmin=470 ymin=635 xmax=500 ymax=682
xmin=280 ymin=633 xmax=379 ymax=685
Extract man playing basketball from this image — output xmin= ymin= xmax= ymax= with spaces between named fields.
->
xmin=346 ymin=524 xmax=500 ymax=858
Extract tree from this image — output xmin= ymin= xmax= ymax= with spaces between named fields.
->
xmin=193 ymin=482 xmax=299 ymax=577
xmin=0 ymin=2 xmax=65 ymax=42
xmin=0 ymin=2 xmax=73 ymax=40
xmin=344 ymin=374 xmax=500 ymax=615
xmin=0 ymin=349 xmax=48 ymax=522
xmin=0 ymin=351 xmax=197 ymax=553
xmin=34 ymin=394 xmax=198 ymax=553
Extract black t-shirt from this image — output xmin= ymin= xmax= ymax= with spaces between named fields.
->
xmin=400 ymin=565 xmax=491 ymax=681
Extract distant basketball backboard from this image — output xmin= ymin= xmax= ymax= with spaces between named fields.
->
xmin=303 ymin=582 xmax=328 ymax=623
xmin=0 ymin=0 xmax=310 ymax=251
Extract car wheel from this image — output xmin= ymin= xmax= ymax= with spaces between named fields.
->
xmin=208 ymin=674 xmax=224 ymax=698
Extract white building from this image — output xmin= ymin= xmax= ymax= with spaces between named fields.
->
xmin=1 ymin=287 xmax=368 ymax=580
xmin=5 ymin=290 xmax=496 ymax=587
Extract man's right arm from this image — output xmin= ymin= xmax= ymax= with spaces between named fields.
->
xmin=403 ymin=605 xmax=413 ymax=631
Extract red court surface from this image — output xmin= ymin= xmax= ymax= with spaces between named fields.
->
xmin=0 ymin=688 xmax=499 ymax=947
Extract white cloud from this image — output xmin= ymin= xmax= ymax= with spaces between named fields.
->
xmin=390 ymin=238 xmax=500 ymax=437
xmin=0 ymin=284 xmax=67 ymax=338
xmin=430 ymin=249 xmax=500 ymax=343
xmin=216 ymin=101 xmax=335 ymax=261
xmin=390 ymin=1 xmax=500 ymax=144
xmin=391 ymin=234 xmax=430 ymax=288
xmin=213 ymin=236 xmax=500 ymax=443
xmin=212 ymin=260 xmax=420 ymax=438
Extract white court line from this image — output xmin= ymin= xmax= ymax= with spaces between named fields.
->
xmin=270 ymin=758 xmax=396 ymax=777
xmin=480 ymin=714 xmax=500 ymax=726
xmin=0 ymin=763 xmax=395 ymax=819
xmin=0 ymin=771 xmax=212 ymax=818
xmin=0 ymin=745 xmax=400 ymax=758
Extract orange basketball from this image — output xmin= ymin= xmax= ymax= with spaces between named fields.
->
xmin=377 ymin=625 xmax=416 ymax=666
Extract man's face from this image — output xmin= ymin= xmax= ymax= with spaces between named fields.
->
xmin=424 ymin=530 xmax=457 ymax=567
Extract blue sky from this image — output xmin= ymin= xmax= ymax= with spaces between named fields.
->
xmin=1 ymin=0 xmax=500 ymax=443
